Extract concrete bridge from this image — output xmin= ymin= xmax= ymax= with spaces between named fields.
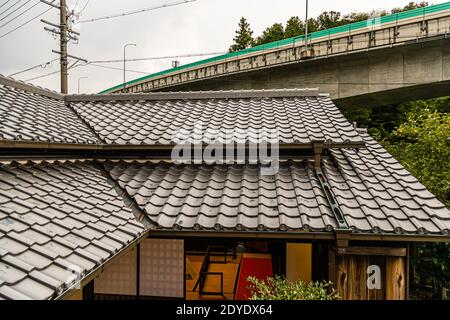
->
xmin=102 ymin=3 xmax=450 ymax=109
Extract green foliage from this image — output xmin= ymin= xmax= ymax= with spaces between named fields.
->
xmin=247 ymin=275 xmax=339 ymax=300
xmin=413 ymin=242 xmax=450 ymax=299
xmin=305 ymin=18 xmax=320 ymax=34
xmin=392 ymin=1 xmax=429 ymax=13
xmin=255 ymin=23 xmax=285 ymax=46
xmin=284 ymin=16 xmax=304 ymax=38
xmin=317 ymin=11 xmax=345 ymax=29
xmin=382 ymin=105 xmax=450 ymax=207
xmin=229 ymin=17 xmax=254 ymax=52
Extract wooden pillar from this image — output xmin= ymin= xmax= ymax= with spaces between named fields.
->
xmin=386 ymin=256 xmax=406 ymax=300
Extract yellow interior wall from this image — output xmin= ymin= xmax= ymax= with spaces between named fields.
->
xmin=286 ymin=243 xmax=312 ymax=282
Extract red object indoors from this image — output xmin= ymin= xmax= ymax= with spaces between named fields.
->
xmin=235 ymin=256 xmax=273 ymax=300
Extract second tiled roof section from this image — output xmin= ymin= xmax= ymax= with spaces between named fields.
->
xmin=70 ymin=90 xmax=364 ymax=147
xmin=104 ymin=160 xmax=338 ymax=232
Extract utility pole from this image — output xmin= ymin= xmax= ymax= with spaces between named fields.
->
xmin=41 ymin=0 xmax=87 ymax=94
xmin=60 ymin=0 xmax=68 ymax=93
xmin=305 ymin=0 xmax=309 ymax=50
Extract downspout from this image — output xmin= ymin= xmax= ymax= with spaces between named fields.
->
xmin=313 ymin=144 xmax=351 ymax=247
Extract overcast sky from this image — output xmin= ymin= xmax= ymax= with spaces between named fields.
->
xmin=0 ymin=0 xmax=447 ymax=93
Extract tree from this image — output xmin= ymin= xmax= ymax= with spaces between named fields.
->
xmin=381 ymin=105 xmax=450 ymax=299
xmin=229 ymin=17 xmax=254 ymax=52
xmin=317 ymin=11 xmax=344 ymax=29
xmin=230 ymin=2 xmax=431 ymax=49
xmin=392 ymin=1 xmax=428 ymax=13
xmin=382 ymin=105 xmax=450 ymax=207
xmin=306 ymin=18 xmax=320 ymax=34
xmin=284 ymin=16 xmax=304 ymax=38
xmin=254 ymin=23 xmax=285 ymax=46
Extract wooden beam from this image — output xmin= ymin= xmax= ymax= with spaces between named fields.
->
xmin=334 ymin=246 xmax=407 ymax=257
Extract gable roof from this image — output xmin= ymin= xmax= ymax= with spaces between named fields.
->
xmin=0 ymin=160 xmax=147 ymax=299
xmin=0 ymin=75 xmax=363 ymax=149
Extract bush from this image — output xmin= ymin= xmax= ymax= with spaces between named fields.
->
xmin=247 ymin=275 xmax=339 ymax=300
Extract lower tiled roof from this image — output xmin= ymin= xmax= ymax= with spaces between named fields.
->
xmin=0 ymin=161 xmax=146 ymax=300
xmin=103 ymin=134 xmax=450 ymax=235
xmin=325 ymin=133 xmax=450 ymax=235
xmin=105 ymin=160 xmax=338 ymax=232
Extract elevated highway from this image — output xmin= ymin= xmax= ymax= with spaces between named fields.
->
xmin=102 ymin=3 xmax=450 ymax=109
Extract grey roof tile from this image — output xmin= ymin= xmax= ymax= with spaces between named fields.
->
xmin=72 ymin=95 xmax=363 ymax=147
xmin=0 ymin=83 xmax=99 ymax=144
xmin=326 ymin=133 xmax=450 ymax=235
xmin=106 ymin=160 xmax=339 ymax=231
xmin=0 ymin=160 xmax=146 ymax=300
xmin=103 ymin=131 xmax=450 ymax=236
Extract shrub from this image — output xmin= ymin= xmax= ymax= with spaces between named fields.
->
xmin=247 ymin=275 xmax=339 ymax=300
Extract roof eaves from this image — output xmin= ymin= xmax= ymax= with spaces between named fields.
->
xmin=55 ymin=227 xmax=150 ymax=300
xmin=0 ymin=140 xmax=366 ymax=152
xmin=147 ymin=228 xmax=450 ymax=242
xmin=0 ymin=74 xmax=63 ymax=100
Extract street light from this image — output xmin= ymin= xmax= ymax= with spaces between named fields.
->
xmin=78 ymin=76 xmax=88 ymax=94
xmin=305 ymin=0 xmax=309 ymax=49
xmin=123 ymin=43 xmax=137 ymax=90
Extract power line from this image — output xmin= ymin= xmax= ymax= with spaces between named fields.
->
xmin=0 ymin=0 xmax=32 ymax=23
xmin=24 ymin=58 xmax=79 ymax=81
xmin=0 ymin=1 xmax=54 ymax=39
xmin=89 ymin=51 xmax=228 ymax=64
xmin=8 ymin=58 xmax=59 ymax=77
xmin=79 ymin=0 xmax=89 ymax=14
xmin=0 ymin=1 xmax=40 ymax=29
xmin=23 ymin=60 xmax=151 ymax=83
xmin=25 ymin=69 xmax=59 ymax=81
xmin=76 ymin=0 xmax=197 ymax=24
xmin=0 ymin=1 xmax=13 ymax=10
xmin=82 ymin=63 xmax=152 ymax=75
xmin=0 ymin=0 xmax=21 ymax=17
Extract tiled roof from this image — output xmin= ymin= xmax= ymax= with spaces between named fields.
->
xmin=0 ymin=80 xmax=99 ymax=144
xmin=0 ymin=160 xmax=146 ymax=300
xmin=104 ymin=160 xmax=338 ymax=231
xmin=103 ymin=133 xmax=450 ymax=235
xmin=71 ymin=93 xmax=363 ymax=147
xmin=0 ymin=75 xmax=449 ymax=301
xmin=324 ymin=133 xmax=450 ymax=235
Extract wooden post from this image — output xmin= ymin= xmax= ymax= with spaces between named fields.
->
xmin=386 ymin=257 xmax=406 ymax=300
xmin=336 ymin=255 xmax=348 ymax=299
